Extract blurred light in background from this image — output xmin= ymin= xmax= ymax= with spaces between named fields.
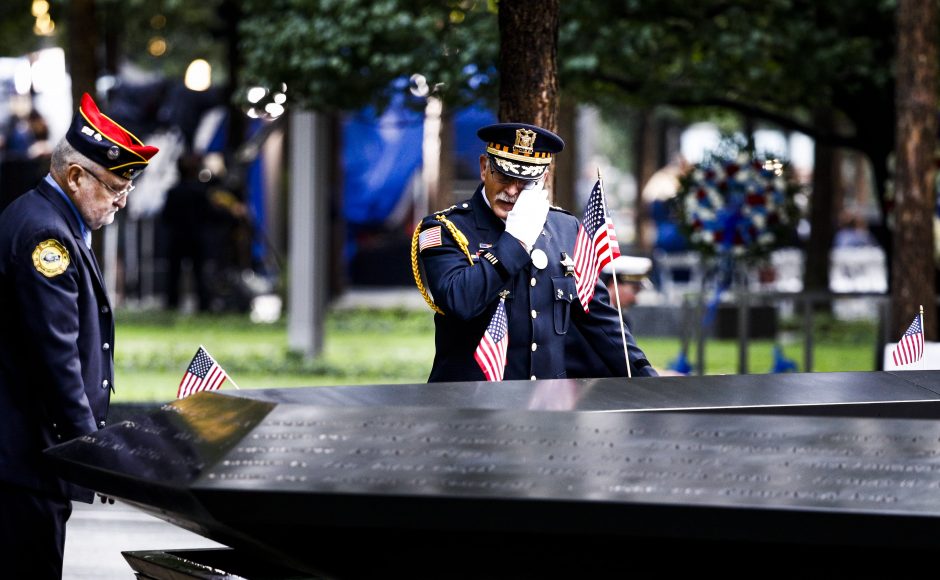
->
xmin=184 ymin=59 xmax=212 ymax=92
xmin=13 ymin=59 xmax=31 ymax=94
xmin=148 ymin=37 xmax=167 ymax=57
xmin=247 ymin=87 xmax=266 ymax=103
xmin=30 ymin=47 xmax=65 ymax=94
xmin=409 ymin=73 xmax=429 ymax=97
xmin=32 ymin=0 xmax=55 ymax=36
xmin=31 ymin=0 xmax=49 ymax=17
xmin=245 ymin=85 xmax=287 ymax=120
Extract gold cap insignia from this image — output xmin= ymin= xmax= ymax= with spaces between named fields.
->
xmin=513 ymin=128 xmax=537 ymax=156
xmin=32 ymin=239 xmax=71 ymax=278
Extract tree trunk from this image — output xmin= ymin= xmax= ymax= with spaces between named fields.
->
xmin=67 ymin=0 xmax=98 ymax=104
xmin=438 ymin=110 xmax=456 ymax=211
xmin=804 ymin=107 xmax=838 ymax=299
xmin=552 ymin=96 xmax=576 ymax=209
xmin=892 ymin=0 xmax=938 ymax=338
xmin=219 ymin=0 xmax=244 ymax=156
xmin=634 ymin=109 xmax=661 ymax=252
xmin=497 ymin=0 xmax=558 ymax=131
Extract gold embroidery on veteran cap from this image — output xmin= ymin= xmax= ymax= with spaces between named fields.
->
xmin=32 ymin=239 xmax=71 ymax=278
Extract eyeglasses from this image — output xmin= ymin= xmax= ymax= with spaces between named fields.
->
xmin=78 ymin=165 xmax=135 ymax=199
xmin=488 ymin=161 xmax=543 ymax=190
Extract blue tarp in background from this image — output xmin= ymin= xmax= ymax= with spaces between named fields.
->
xmin=341 ymin=96 xmax=496 ymax=264
xmin=343 ymin=93 xmax=425 ymax=228
xmin=453 ymin=104 xmax=498 ymax=180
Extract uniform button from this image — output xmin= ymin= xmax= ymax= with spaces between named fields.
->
xmin=530 ymin=375 xmax=537 ymax=380
xmin=530 ymin=277 xmax=537 ymax=287
xmin=531 ymin=310 xmax=538 ymax=319
xmin=531 ymin=343 xmax=538 ymax=352
xmin=100 ymin=305 xmax=110 ymax=314
xmin=101 ymin=379 xmax=109 ymax=389
xmin=102 ymin=342 xmax=110 ymax=351
xmin=462 ymin=203 xmax=469 ymax=208
xmin=98 ymin=420 xmax=106 ymax=429
xmin=556 ymin=289 xmax=563 ymax=299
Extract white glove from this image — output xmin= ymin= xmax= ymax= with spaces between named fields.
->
xmin=504 ymin=187 xmax=549 ymax=249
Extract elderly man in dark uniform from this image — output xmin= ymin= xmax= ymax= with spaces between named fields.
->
xmin=0 ymin=93 xmax=158 ymax=579
xmin=413 ymin=123 xmax=656 ymax=381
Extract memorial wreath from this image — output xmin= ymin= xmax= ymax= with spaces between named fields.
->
xmin=676 ymin=150 xmax=800 ymax=263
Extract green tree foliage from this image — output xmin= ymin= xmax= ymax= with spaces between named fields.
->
xmin=0 ymin=4 xmax=45 ymax=57
xmin=561 ymin=0 xmax=894 ymax=111
xmin=559 ymin=0 xmax=897 ymax=194
xmin=238 ymin=0 xmax=901 ymax=194
xmin=85 ymin=0 xmax=226 ymax=80
xmin=239 ymin=0 xmax=499 ymax=111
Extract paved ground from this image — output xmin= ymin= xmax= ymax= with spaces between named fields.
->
xmin=64 ymin=501 xmax=223 ymax=579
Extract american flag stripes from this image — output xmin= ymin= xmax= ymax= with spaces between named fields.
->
xmin=474 ymin=298 xmax=509 ymax=381
xmin=891 ymin=314 xmax=925 ymax=367
xmin=607 ymin=217 xmax=621 ymax=261
xmin=419 ymin=226 xmax=442 ymax=252
xmin=177 ymin=346 xmax=230 ymax=399
xmin=573 ymin=179 xmax=620 ymax=312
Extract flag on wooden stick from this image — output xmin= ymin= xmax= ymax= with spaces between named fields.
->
xmin=891 ymin=310 xmax=925 ymax=367
xmin=573 ymin=179 xmax=620 ymax=312
xmin=177 ymin=346 xmax=231 ymax=399
xmin=474 ymin=297 xmax=509 ymax=381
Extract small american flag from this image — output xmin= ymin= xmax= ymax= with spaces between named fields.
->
xmin=891 ymin=314 xmax=925 ymax=367
xmin=419 ymin=226 xmax=442 ymax=252
xmin=474 ymin=298 xmax=509 ymax=381
xmin=177 ymin=346 xmax=229 ymax=399
xmin=573 ymin=179 xmax=619 ymax=311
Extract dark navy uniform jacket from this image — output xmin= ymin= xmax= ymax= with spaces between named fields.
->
xmin=419 ymin=186 xmax=656 ymax=382
xmin=0 ymin=178 xmax=114 ymax=502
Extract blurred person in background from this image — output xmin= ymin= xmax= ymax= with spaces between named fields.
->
xmin=162 ymin=152 xmax=215 ymax=312
xmin=1 ymin=108 xmax=52 ymax=211
xmin=600 ymin=255 xmax=654 ymax=330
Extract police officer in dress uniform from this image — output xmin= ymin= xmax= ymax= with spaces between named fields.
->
xmin=0 ymin=93 xmax=158 ymax=579
xmin=413 ymin=123 xmax=656 ymax=381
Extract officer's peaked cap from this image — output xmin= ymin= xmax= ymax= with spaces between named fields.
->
xmin=478 ymin=122 xmax=564 ymax=181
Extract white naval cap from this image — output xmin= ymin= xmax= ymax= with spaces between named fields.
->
xmin=602 ymin=255 xmax=652 ymax=283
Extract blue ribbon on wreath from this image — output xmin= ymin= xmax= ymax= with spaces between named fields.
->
xmin=702 ymin=192 xmax=747 ymax=327
xmin=681 ymin=154 xmax=798 ymax=343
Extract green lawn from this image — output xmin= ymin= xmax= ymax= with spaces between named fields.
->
xmin=113 ymin=309 xmax=437 ymax=403
xmin=113 ymin=309 xmax=878 ymax=403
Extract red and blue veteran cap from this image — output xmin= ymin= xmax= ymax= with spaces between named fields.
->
xmin=65 ymin=93 xmax=159 ymax=180
xmin=478 ymin=122 xmax=564 ymax=181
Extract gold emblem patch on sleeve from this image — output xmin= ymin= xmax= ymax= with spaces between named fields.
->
xmin=32 ymin=239 xmax=71 ymax=278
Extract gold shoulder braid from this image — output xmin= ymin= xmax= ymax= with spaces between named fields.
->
xmin=436 ymin=214 xmax=473 ymax=262
xmin=411 ymin=214 xmax=474 ymax=315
